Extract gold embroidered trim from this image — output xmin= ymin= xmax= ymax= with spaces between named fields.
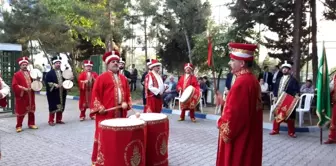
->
xmin=219 ymin=121 xmax=230 ymax=143
xmin=144 ymin=117 xmax=168 ymax=125
xmin=235 ymin=69 xmax=251 ymax=77
xmin=99 ymin=123 xmax=145 ymax=131
xmin=91 ymin=97 xmax=105 ymax=113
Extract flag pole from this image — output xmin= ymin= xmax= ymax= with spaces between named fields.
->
xmin=320 ymin=128 xmax=322 ymax=145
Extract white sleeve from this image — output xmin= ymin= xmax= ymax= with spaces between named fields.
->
xmin=330 ymin=80 xmax=334 ymax=92
xmin=0 ymin=79 xmax=10 ymax=98
xmin=148 ymin=75 xmax=160 ymax=95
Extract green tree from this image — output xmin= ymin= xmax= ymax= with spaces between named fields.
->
xmin=154 ymin=0 xmax=211 ymax=73
xmin=228 ymin=0 xmax=311 ymax=77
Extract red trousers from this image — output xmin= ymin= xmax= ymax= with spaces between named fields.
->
xmin=272 ymin=119 xmax=295 ymax=134
xmin=180 ymin=109 xmax=195 ymax=120
xmin=144 ymin=96 xmax=162 ymax=113
xmin=49 ymin=112 xmax=63 ymax=123
xmin=16 ymin=112 xmax=35 ymax=128
xmin=80 ymin=109 xmax=94 ymax=119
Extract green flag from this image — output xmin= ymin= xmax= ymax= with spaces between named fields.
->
xmin=316 ymin=42 xmax=332 ymax=127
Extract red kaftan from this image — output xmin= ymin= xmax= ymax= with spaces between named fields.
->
xmin=12 ymin=70 xmax=36 ymax=116
xmin=78 ymin=71 xmax=98 ymax=111
xmin=144 ymin=71 xmax=164 ymax=113
xmin=328 ymin=77 xmax=336 ymax=141
xmin=90 ymin=71 xmax=132 ymax=165
xmin=216 ymin=69 xmax=263 ymax=166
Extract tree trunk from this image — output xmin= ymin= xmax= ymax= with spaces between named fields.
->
xmin=292 ymin=0 xmax=303 ymax=80
xmin=37 ymin=39 xmax=52 ymax=66
xmin=311 ymin=0 xmax=318 ymax=85
xmin=183 ymin=29 xmax=193 ymax=64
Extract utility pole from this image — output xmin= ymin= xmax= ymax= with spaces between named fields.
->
xmin=144 ymin=16 xmax=148 ymax=61
xmin=311 ymin=0 xmax=318 ymax=85
xmin=292 ymin=0 xmax=303 ymax=80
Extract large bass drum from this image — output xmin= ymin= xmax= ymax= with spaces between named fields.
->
xmin=98 ymin=118 xmax=147 ymax=166
xmin=272 ymin=92 xmax=300 ymax=123
xmin=179 ymin=85 xmax=201 ymax=109
xmin=130 ymin=113 xmax=169 ymax=166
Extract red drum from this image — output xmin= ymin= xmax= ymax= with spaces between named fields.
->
xmin=97 ymin=118 xmax=147 ymax=166
xmin=180 ymin=85 xmax=201 ymax=109
xmin=273 ymin=92 xmax=300 ymax=123
xmin=130 ymin=113 xmax=169 ymax=166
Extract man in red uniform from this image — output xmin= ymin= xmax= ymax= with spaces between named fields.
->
xmin=12 ymin=57 xmax=38 ymax=132
xmin=216 ymin=43 xmax=263 ymax=166
xmin=325 ymin=74 xmax=336 ymax=144
xmin=78 ymin=60 xmax=99 ymax=121
xmin=144 ymin=59 xmax=165 ymax=113
xmin=90 ymin=50 xmax=132 ymax=166
xmin=177 ymin=63 xmax=200 ymax=122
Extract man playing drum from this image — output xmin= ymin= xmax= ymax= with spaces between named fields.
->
xmin=269 ymin=61 xmax=300 ymax=138
xmin=78 ymin=60 xmax=99 ymax=121
xmin=89 ymin=50 xmax=132 ymax=166
xmin=45 ymin=56 xmax=71 ymax=126
xmin=216 ymin=43 xmax=262 ymax=166
xmin=176 ymin=63 xmax=200 ymax=122
xmin=12 ymin=57 xmax=38 ymax=132
xmin=144 ymin=59 xmax=165 ymax=113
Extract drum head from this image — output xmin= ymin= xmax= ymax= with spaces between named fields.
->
xmin=62 ymin=80 xmax=73 ymax=89
xmin=100 ymin=118 xmax=145 ymax=127
xmin=180 ymin=86 xmax=194 ymax=103
xmin=30 ymin=69 xmax=42 ymax=79
xmin=31 ymin=81 xmax=43 ymax=91
xmin=129 ymin=113 xmax=167 ymax=121
xmin=62 ymin=70 xmax=73 ymax=79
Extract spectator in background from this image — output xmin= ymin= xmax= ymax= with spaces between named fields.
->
xmin=258 ymin=66 xmax=273 ymax=90
xmin=259 ymin=78 xmax=269 ymax=92
xmin=42 ymin=63 xmax=47 ymax=83
xmin=162 ymin=75 xmax=178 ymax=108
xmin=300 ymin=79 xmax=314 ymax=94
xmin=130 ymin=64 xmax=138 ymax=91
xmin=272 ymin=65 xmax=282 ymax=85
xmin=162 ymin=75 xmax=168 ymax=83
xmin=203 ymin=76 xmax=210 ymax=103
xmin=198 ymin=77 xmax=207 ymax=98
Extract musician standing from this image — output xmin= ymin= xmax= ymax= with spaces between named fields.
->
xmin=216 ymin=43 xmax=262 ymax=166
xmin=12 ymin=57 xmax=38 ymax=132
xmin=269 ymin=61 xmax=300 ymax=138
xmin=176 ymin=63 xmax=200 ymax=122
xmin=78 ymin=60 xmax=98 ymax=121
xmin=144 ymin=59 xmax=165 ymax=113
xmin=89 ymin=50 xmax=132 ymax=165
xmin=45 ymin=56 xmax=69 ymax=126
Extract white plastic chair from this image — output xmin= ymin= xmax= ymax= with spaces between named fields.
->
xmin=269 ymin=92 xmax=275 ymax=121
xmin=199 ymin=92 xmax=206 ymax=113
xmin=172 ymin=91 xmax=181 ymax=111
xmin=296 ymin=93 xmax=314 ymax=127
